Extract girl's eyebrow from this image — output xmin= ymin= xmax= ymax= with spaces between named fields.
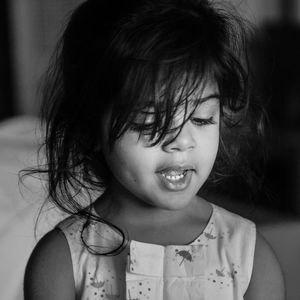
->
xmin=191 ymin=94 xmax=220 ymax=105
xmin=138 ymin=94 xmax=220 ymax=112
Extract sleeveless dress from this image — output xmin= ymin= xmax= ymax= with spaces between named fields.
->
xmin=57 ymin=203 xmax=256 ymax=300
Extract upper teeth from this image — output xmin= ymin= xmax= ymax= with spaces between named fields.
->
xmin=162 ymin=172 xmax=185 ymax=181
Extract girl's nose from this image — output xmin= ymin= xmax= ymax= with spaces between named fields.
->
xmin=162 ymin=122 xmax=196 ymax=153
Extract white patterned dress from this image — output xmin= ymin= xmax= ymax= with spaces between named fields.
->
xmin=57 ymin=203 xmax=256 ymax=300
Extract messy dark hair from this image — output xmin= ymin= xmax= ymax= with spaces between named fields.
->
xmin=23 ymin=0 xmax=265 ymax=254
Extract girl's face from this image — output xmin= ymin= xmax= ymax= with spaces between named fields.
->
xmin=100 ymin=82 xmax=220 ymax=211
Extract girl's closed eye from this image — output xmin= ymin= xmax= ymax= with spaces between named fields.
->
xmin=191 ymin=116 xmax=216 ymax=126
xmin=128 ymin=104 xmax=159 ymax=133
xmin=129 ymin=105 xmax=219 ymax=133
xmin=129 ymin=111 xmax=155 ymax=131
xmin=190 ymin=99 xmax=220 ymax=127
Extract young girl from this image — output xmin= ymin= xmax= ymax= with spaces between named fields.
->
xmin=24 ymin=0 xmax=285 ymax=299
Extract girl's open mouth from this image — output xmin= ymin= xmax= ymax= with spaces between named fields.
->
xmin=156 ymin=166 xmax=194 ymax=191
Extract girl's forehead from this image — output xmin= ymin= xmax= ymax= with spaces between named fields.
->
xmin=166 ymin=80 xmax=220 ymax=108
xmin=178 ymin=81 xmax=220 ymax=114
xmin=155 ymin=79 xmax=219 ymax=102
xmin=137 ymin=81 xmax=220 ymax=115
xmin=186 ymin=80 xmax=219 ymax=101
xmin=130 ymin=79 xmax=220 ymax=114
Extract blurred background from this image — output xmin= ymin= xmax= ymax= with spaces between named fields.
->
xmin=0 ymin=0 xmax=299 ymax=299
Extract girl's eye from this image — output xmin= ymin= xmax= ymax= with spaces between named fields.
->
xmin=129 ymin=111 xmax=155 ymax=133
xmin=132 ymin=111 xmax=155 ymax=125
xmin=129 ymin=122 xmax=153 ymax=133
xmin=191 ymin=116 xmax=216 ymax=126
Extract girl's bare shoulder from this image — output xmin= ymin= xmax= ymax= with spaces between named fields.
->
xmin=24 ymin=228 xmax=75 ymax=300
xmin=244 ymin=230 xmax=286 ymax=300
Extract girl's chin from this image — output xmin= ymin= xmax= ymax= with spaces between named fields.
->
xmin=146 ymin=192 xmax=198 ymax=211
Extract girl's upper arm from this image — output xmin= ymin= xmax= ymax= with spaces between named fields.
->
xmin=244 ymin=230 xmax=286 ymax=300
xmin=24 ymin=228 xmax=75 ymax=300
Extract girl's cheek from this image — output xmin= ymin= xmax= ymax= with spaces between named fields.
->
xmin=130 ymin=130 xmax=157 ymax=147
xmin=139 ymin=134 xmax=156 ymax=147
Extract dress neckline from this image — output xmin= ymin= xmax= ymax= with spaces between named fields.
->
xmin=91 ymin=202 xmax=216 ymax=248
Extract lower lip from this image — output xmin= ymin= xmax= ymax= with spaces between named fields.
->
xmin=157 ymin=170 xmax=193 ymax=191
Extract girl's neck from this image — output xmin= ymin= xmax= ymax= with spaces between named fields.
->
xmin=94 ymin=179 xmax=212 ymax=231
xmin=93 ymin=178 xmax=213 ymax=245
